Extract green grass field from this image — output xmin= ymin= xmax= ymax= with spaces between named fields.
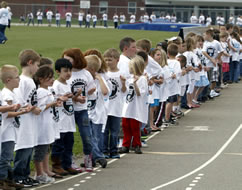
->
xmin=0 ymin=26 xmax=176 ymax=159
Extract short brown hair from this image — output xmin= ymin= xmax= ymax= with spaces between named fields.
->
xmin=62 ymin=48 xmax=87 ymax=70
xmin=1 ymin=1 xmax=7 ymax=8
xmin=39 ymin=57 xmax=53 ymax=67
xmin=84 ymin=49 xmax=108 ymax=73
xmin=196 ymin=35 xmax=204 ymax=42
xmin=19 ymin=49 xmax=40 ymax=68
xmin=0 ymin=65 xmax=19 ymax=83
xmin=219 ymin=32 xmax=229 ymax=39
xmin=85 ymin=55 xmax=101 ymax=72
xmin=177 ymin=55 xmax=187 ymax=68
xmin=103 ymin=48 xmax=120 ymax=59
xmin=119 ymin=37 xmax=135 ymax=52
xmin=136 ymin=39 xmax=151 ymax=53
xmin=167 ymin=43 xmax=178 ymax=57
xmin=205 ymin=29 xmax=214 ymax=37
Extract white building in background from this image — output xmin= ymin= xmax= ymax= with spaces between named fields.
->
xmin=145 ymin=0 xmax=242 ymax=24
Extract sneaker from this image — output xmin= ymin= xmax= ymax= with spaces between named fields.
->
xmin=118 ymin=147 xmax=129 ymax=154
xmin=110 ymin=152 xmax=120 ymax=159
xmin=170 ymin=118 xmax=178 ymax=125
xmin=134 ymin=146 xmax=142 ymax=154
xmin=4 ymin=179 xmax=24 ymax=189
xmin=27 ymin=177 xmax=40 ymax=186
xmin=15 ymin=179 xmax=33 ymax=188
xmin=210 ymin=90 xmax=220 ymax=97
xmin=192 ymin=99 xmax=201 ymax=105
xmin=221 ymin=83 xmax=228 ymax=89
xmin=97 ymin=158 xmax=107 ymax=168
xmin=103 ymin=152 xmax=110 ymax=159
xmin=162 ymin=120 xmax=170 ymax=127
xmin=65 ymin=167 xmax=79 ymax=175
xmin=84 ymin=155 xmax=93 ymax=172
xmin=35 ymin=174 xmax=55 ymax=184
xmin=72 ymin=161 xmax=84 ymax=173
xmin=141 ymin=141 xmax=148 ymax=148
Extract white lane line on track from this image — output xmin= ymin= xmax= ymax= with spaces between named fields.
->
xmin=185 ymin=188 xmax=192 ymax=190
xmin=31 ymin=108 xmax=192 ymax=190
xmin=150 ymin=124 xmax=242 ymax=190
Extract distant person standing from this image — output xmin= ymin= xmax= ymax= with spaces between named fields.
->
xmin=55 ymin=11 xmax=61 ymax=27
xmin=150 ymin=12 xmax=156 ymax=23
xmin=46 ymin=9 xmax=53 ymax=27
xmin=85 ymin=11 xmax=91 ymax=28
xmin=36 ymin=9 xmax=43 ymax=25
xmin=113 ymin=13 xmax=118 ymax=28
xmin=0 ymin=1 xmax=8 ymax=44
xmin=165 ymin=13 xmax=171 ymax=22
xmin=65 ymin=11 xmax=72 ymax=27
xmin=199 ymin=13 xmax=205 ymax=24
xmin=170 ymin=13 xmax=177 ymax=23
xmin=190 ymin=12 xmax=198 ymax=24
xmin=130 ymin=13 xmax=136 ymax=23
xmin=78 ymin=10 xmax=84 ymax=27
xmin=92 ymin=13 xmax=97 ymax=28
xmin=27 ymin=11 xmax=34 ymax=26
xmin=229 ymin=14 xmax=235 ymax=24
xmin=216 ymin=14 xmax=225 ymax=25
xmin=119 ymin=12 xmax=125 ymax=24
xmin=6 ymin=6 xmax=11 ymax=29
xmin=143 ymin=12 xmax=149 ymax=23
xmin=206 ymin=15 xmax=212 ymax=26
xmin=102 ymin=12 xmax=108 ymax=28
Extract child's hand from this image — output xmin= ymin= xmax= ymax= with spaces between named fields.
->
xmin=56 ymin=99 xmax=63 ymax=107
xmin=32 ymin=107 xmax=41 ymax=115
xmin=211 ymin=58 xmax=217 ymax=66
xmin=76 ymin=96 xmax=86 ymax=104
xmin=13 ymin=104 xmax=21 ymax=111
xmin=120 ymin=75 xmax=126 ymax=84
xmin=88 ymin=88 xmax=96 ymax=95
xmin=194 ymin=67 xmax=200 ymax=72
xmin=171 ymin=74 xmax=176 ymax=79
xmin=182 ymin=69 xmax=186 ymax=76
xmin=148 ymin=79 xmax=154 ymax=86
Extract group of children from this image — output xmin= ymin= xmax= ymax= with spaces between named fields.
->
xmin=0 ymin=23 xmax=242 ymax=190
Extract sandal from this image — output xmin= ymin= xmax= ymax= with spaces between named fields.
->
xmin=49 ymin=174 xmax=63 ymax=179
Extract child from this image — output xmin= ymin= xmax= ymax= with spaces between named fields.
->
xmin=64 ymin=48 xmax=95 ymax=172
xmin=103 ymin=48 xmax=126 ymax=159
xmin=119 ymin=55 xmax=148 ymax=154
xmin=33 ymin=66 xmax=61 ymax=184
xmin=0 ymin=65 xmax=32 ymax=190
xmin=164 ymin=44 xmax=182 ymax=125
xmin=13 ymin=49 xmax=41 ymax=187
xmin=51 ymin=58 xmax=79 ymax=176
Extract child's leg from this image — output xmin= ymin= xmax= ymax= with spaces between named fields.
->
xmin=194 ymin=87 xmax=204 ymax=101
xmin=109 ymin=116 xmax=121 ymax=155
xmin=130 ymin=119 xmax=141 ymax=147
xmin=33 ymin=145 xmax=49 ymax=176
xmin=122 ymin=118 xmax=132 ymax=148
xmin=103 ymin=116 xmax=111 ymax=154
xmin=165 ymin=102 xmax=173 ymax=121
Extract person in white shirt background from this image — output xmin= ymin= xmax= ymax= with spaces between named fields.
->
xmin=85 ymin=11 xmax=91 ymax=28
xmin=65 ymin=12 xmax=72 ymax=28
xmin=119 ymin=12 xmax=125 ymax=24
xmin=143 ymin=12 xmax=149 ymax=23
xmin=78 ymin=10 xmax=84 ymax=27
xmin=113 ymin=13 xmax=118 ymax=29
xmin=206 ymin=15 xmax=212 ymax=26
xmin=190 ymin=12 xmax=198 ymax=24
xmin=36 ymin=9 xmax=43 ymax=26
xmin=0 ymin=1 xmax=9 ymax=44
xmin=55 ymin=11 xmax=61 ymax=27
xmin=170 ymin=13 xmax=177 ymax=23
xmin=92 ymin=13 xmax=97 ymax=28
xmin=130 ymin=13 xmax=136 ymax=24
xmin=150 ymin=12 xmax=156 ymax=23
xmin=165 ymin=13 xmax=171 ymax=22
xmin=102 ymin=12 xmax=108 ymax=28
xmin=6 ymin=6 xmax=11 ymax=29
xmin=46 ymin=9 xmax=53 ymax=27
xmin=229 ymin=14 xmax=235 ymax=24
xmin=199 ymin=13 xmax=205 ymax=24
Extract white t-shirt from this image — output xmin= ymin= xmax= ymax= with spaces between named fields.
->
xmin=107 ymin=71 xmax=126 ymax=117
xmin=122 ymin=75 xmax=148 ymax=124
xmin=36 ymin=11 xmax=43 ymax=20
xmin=117 ymin=54 xmax=131 ymax=79
xmin=220 ymin=41 xmax=230 ymax=63
xmin=229 ymin=16 xmax=235 ymax=24
xmin=86 ymin=14 xmax=91 ymax=22
xmin=150 ymin=14 xmax=156 ymax=22
xmin=113 ymin=15 xmax=118 ymax=22
xmin=195 ymin=47 xmax=208 ymax=77
xmin=78 ymin=12 xmax=84 ymax=21
xmin=103 ymin=13 xmax=108 ymax=21
xmin=88 ymin=74 xmax=110 ymax=125
xmin=8 ymin=11 xmax=12 ymax=20
xmin=240 ymin=37 xmax=242 ymax=60
xmin=190 ymin=16 xmax=198 ymax=24
xmin=46 ymin=11 xmax=53 ymax=20
xmin=92 ymin=15 xmax=97 ymax=22
xmin=120 ymin=15 xmax=125 ymax=23
xmin=206 ymin=17 xmax=212 ymax=26
xmin=14 ymin=75 xmax=38 ymax=150
xmin=27 ymin=13 xmax=34 ymax=20
xmin=199 ymin=15 xmax=205 ymax=24
xmin=165 ymin=15 xmax=170 ymax=21
xmin=159 ymin=65 xmax=170 ymax=102
xmin=216 ymin=16 xmax=225 ymax=25
xmin=167 ymin=59 xmax=182 ymax=96
xmin=55 ymin=13 xmax=61 ymax=20
xmin=67 ymin=69 xmax=95 ymax=111
xmin=230 ymin=38 xmax=240 ymax=61
xmin=36 ymin=88 xmax=55 ymax=145
xmin=143 ymin=15 xmax=149 ymax=23
xmin=184 ymin=51 xmax=200 ymax=80
xmin=52 ymin=80 xmax=76 ymax=133
xmin=1 ymin=88 xmax=19 ymax=143
xmin=170 ymin=16 xmax=177 ymax=23
xmin=203 ymin=40 xmax=222 ymax=68
xmin=236 ymin=17 xmax=242 ymax=26
xmin=0 ymin=8 xmax=8 ymax=25
xmin=65 ymin=12 xmax=72 ymax=21
xmin=130 ymin=15 xmax=136 ymax=23
xmin=0 ymin=91 xmax=3 ymax=154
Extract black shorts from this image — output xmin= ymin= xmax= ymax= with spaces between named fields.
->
xmin=167 ymin=94 xmax=178 ymax=103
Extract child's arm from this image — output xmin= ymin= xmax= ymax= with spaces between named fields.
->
xmin=227 ymin=39 xmax=237 ymax=52
xmin=202 ymin=51 xmax=217 ymax=66
xmin=95 ymin=74 xmax=109 ymax=96
xmin=133 ymin=76 xmax=141 ymax=96
xmin=153 ymin=77 xmax=163 ymax=84
xmin=7 ymin=105 xmax=33 ymax=118
xmin=120 ymin=75 xmax=127 ymax=93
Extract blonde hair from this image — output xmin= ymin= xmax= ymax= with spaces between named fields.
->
xmin=185 ymin=37 xmax=196 ymax=51
xmin=1 ymin=1 xmax=7 ymax=8
xmin=0 ymin=65 xmax=19 ymax=83
xmin=103 ymin=48 xmax=120 ymax=59
xmin=136 ymin=39 xmax=152 ymax=53
xmin=160 ymin=49 xmax=168 ymax=67
xmin=129 ymin=55 xmax=145 ymax=76
xmin=85 ymin=55 xmax=101 ymax=72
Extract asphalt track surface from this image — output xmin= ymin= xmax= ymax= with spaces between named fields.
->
xmin=30 ymin=82 xmax=242 ymax=190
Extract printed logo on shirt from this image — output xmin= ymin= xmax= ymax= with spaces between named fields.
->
xmin=126 ymin=84 xmax=135 ymax=103
xmin=109 ymin=79 xmax=120 ymax=100
xmin=13 ymin=116 xmax=20 ymax=128
xmin=87 ymin=99 xmax=96 ymax=111
xmin=52 ymin=106 xmax=60 ymax=122
xmin=27 ymin=89 xmax=37 ymax=106
xmin=207 ymin=47 xmax=215 ymax=58
xmin=71 ymin=79 xmax=87 ymax=97
xmin=63 ymin=98 xmax=74 ymax=116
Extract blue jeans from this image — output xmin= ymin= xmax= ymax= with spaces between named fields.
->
xmin=66 ymin=21 xmax=71 ymax=27
xmin=0 ymin=141 xmax=15 ymax=180
xmin=90 ymin=121 xmax=105 ymax=162
xmin=240 ymin=59 xmax=242 ymax=76
xmin=103 ymin=116 xmax=120 ymax=154
xmin=56 ymin=20 xmax=60 ymax=27
xmin=104 ymin=21 xmax=107 ymax=27
xmin=93 ymin=21 xmax=96 ymax=28
xmin=13 ymin=148 xmax=33 ymax=180
xmin=51 ymin=132 xmax=74 ymax=169
xmin=229 ymin=61 xmax=239 ymax=82
xmin=74 ymin=110 xmax=92 ymax=155
xmin=79 ymin=21 xmax=82 ymax=27
xmin=0 ymin=24 xmax=7 ymax=43
xmin=85 ymin=22 xmax=90 ymax=28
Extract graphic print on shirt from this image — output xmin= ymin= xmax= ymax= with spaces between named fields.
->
xmin=27 ymin=89 xmax=37 ymax=106
xmin=13 ymin=116 xmax=20 ymax=128
xmin=207 ymin=47 xmax=215 ymax=57
xmin=87 ymin=92 xmax=98 ymax=111
xmin=71 ymin=79 xmax=87 ymax=97
xmin=63 ymin=99 xmax=74 ymax=116
xmin=109 ymin=78 xmax=120 ymax=100
xmin=50 ymin=88 xmax=60 ymax=122
xmin=196 ymin=51 xmax=206 ymax=66
xmin=126 ymin=84 xmax=135 ymax=103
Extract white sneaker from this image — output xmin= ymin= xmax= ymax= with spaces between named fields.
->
xmin=35 ymin=174 xmax=55 ymax=184
xmin=210 ymin=90 xmax=220 ymax=97
xmin=141 ymin=141 xmax=148 ymax=148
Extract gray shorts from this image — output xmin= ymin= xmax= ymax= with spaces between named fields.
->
xmin=33 ymin=145 xmax=49 ymax=162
